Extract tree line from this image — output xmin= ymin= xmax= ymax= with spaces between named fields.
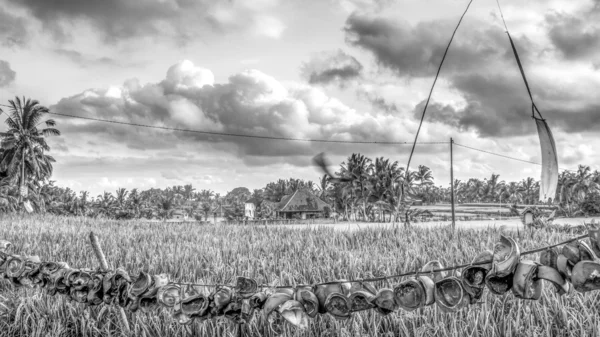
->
xmin=1 ymin=97 xmax=599 ymax=220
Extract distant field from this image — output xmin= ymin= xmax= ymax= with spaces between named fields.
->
xmin=0 ymin=214 xmax=598 ymax=336
xmin=413 ymin=204 xmax=516 ymax=217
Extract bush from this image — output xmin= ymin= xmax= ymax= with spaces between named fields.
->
xmin=580 ymin=191 xmax=600 ymax=215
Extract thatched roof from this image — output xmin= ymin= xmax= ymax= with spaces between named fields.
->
xmin=277 ymin=188 xmax=330 ymax=212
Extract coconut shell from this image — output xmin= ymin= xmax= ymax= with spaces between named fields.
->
xmin=435 ymin=277 xmax=469 ymax=313
xmin=540 ymin=248 xmax=559 ymax=270
xmin=491 ymin=236 xmax=520 ymax=278
xmin=394 ymin=277 xmax=425 ymax=311
xmin=556 ymin=254 xmax=574 ymax=281
xmin=370 ymin=288 xmax=397 ymax=315
xmin=587 ymin=221 xmax=600 ymax=257
xmin=294 ymin=287 xmax=319 ymax=317
xmin=421 ymin=260 xmax=447 ymax=282
xmin=324 ymin=292 xmax=351 ymax=319
xmin=277 ymin=300 xmax=309 ymax=329
xmin=314 ymin=282 xmax=348 ymax=314
xmin=236 ymin=276 xmax=258 ymax=298
xmin=263 ymin=292 xmax=293 ymax=318
xmin=249 ymin=292 xmax=268 ymax=309
xmin=536 ymin=265 xmax=569 ymax=295
xmin=511 ymin=260 xmax=542 ymax=300
xmin=571 ymin=261 xmax=600 ymax=293
xmin=157 ymin=284 xmax=181 ymax=308
xmin=181 ymin=293 xmax=210 ymax=317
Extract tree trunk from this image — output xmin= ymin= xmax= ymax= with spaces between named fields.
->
xmin=20 ymin=150 xmax=25 ymax=199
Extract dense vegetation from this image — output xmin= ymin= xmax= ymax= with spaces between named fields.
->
xmin=1 ymin=97 xmax=599 ymax=220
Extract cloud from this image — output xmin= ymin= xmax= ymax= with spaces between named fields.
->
xmin=544 ymin=1 xmax=600 ymax=61
xmin=334 ymin=0 xmax=394 ymax=14
xmin=0 ymin=8 xmax=29 ymax=47
xmin=344 ymin=11 xmax=600 ymax=138
xmin=251 ymin=15 xmax=286 ymax=39
xmin=301 ymin=49 xmax=363 ymax=86
xmin=344 ymin=13 xmax=532 ymax=78
xmin=51 ymin=60 xmax=430 ymax=162
xmin=0 ymin=60 xmax=16 ymax=87
xmin=415 ymin=73 xmax=600 ymax=137
xmin=7 ymin=0 xmax=287 ymax=44
xmin=53 ymin=48 xmax=125 ymax=68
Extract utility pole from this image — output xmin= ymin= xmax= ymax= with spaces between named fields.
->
xmin=450 ymin=138 xmax=456 ymax=231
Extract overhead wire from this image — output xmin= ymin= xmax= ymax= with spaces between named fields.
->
xmin=454 ymin=142 xmax=577 ymax=173
xmin=3 ymin=105 xmax=580 ymax=172
xmin=45 ymin=111 xmax=448 ymax=145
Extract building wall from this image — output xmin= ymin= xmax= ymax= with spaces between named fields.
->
xmin=245 ymin=203 xmax=256 ymax=219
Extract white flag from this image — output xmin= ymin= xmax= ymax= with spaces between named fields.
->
xmin=535 ymin=118 xmax=559 ymax=202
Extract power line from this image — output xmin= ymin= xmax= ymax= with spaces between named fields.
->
xmin=45 ymin=111 xmax=450 ymax=145
xmin=1 ymin=105 xmax=580 ymax=173
xmin=454 ymin=142 xmax=541 ymax=165
xmin=455 ymin=142 xmax=577 ymax=173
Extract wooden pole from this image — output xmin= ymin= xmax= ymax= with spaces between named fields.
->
xmin=89 ymin=232 xmax=131 ymax=335
xmin=450 ymin=138 xmax=456 ymax=231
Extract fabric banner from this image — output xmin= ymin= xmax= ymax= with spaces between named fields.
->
xmin=535 ymin=118 xmax=559 ymax=202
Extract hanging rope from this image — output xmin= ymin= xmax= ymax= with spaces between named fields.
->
xmin=403 ymin=0 xmax=474 ymax=201
xmin=495 ymin=0 xmax=544 ymax=120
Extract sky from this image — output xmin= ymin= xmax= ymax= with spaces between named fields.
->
xmin=0 ymin=0 xmax=599 ymax=197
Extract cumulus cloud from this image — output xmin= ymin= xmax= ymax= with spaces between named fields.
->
xmin=344 ymin=11 xmax=600 ymax=137
xmin=301 ymin=49 xmax=363 ymax=86
xmin=51 ymin=60 xmax=428 ymax=161
xmin=344 ymin=13 xmax=532 ymax=78
xmin=0 ymin=60 xmax=16 ymax=87
xmin=413 ymin=72 xmax=600 ymax=137
xmin=7 ymin=0 xmax=287 ymax=44
xmin=545 ymin=0 xmax=600 ymax=61
xmin=0 ymin=8 xmax=29 ymax=47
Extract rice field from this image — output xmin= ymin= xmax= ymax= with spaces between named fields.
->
xmin=1 ymin=213 xmax=599 ymax=337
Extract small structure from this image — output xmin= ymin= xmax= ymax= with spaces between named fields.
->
xmin=245 ymin=198 xmax=260 ymax=219
xmin=211 ymin=204 xmax=233 ymax=224
xmin=521 ymin=207 xmax=535 ymax=226
xmin=411 ymin=199 xmax=424 ymax=206
xmin=172 ymin=209 xmax=188 ymax=221
xmin=276 ymin=188 xmax=331 ymax=219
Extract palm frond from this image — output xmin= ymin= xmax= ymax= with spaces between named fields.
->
xmin=42 ymin=128 xmax=61 ymax=137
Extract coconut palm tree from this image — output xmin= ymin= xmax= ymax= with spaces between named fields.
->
xmin=520 ymin=177 xmax=536 ymax=204
xmin=115 ymin=188 xmax=128 ymax=209
xmin=571 ymin=165 xmax=595 ymax=202
xmin=182 ymin=184 xmax=196 ymax=201
xmin=0 ymin=97 xmax=60 ymax=206
xmin=415 ymin=165 xmax=434 ymax=186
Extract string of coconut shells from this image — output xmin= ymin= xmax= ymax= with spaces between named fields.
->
xmin=2 ymin=223 xmax=600 ymax=330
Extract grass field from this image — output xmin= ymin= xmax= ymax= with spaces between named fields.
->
xmin=0 ymin=214 xmax=598 ymax=336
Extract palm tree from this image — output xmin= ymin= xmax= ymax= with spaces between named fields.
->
xmin=520 ymin=177 xmax=536 ymax=204
xmin=79 ymin=191 xmax=89 ymax=216
xmin=183 ymin=184 xmax=196 ymax=201
xmin=115 ymin=188 xmax=128 ymax=210
xmin=339 ymin=153 xmax=373 ymax=220
xmin=201 ymin=202 xmax=212 ymax=222
xmin=0 ymin=97 xmax=60 ymax=206
xmin=571 ymin=165 xmax=594 ymax=202
xmin=157 ymin=193 xmax=177 ymax=220
xmin=415 ymin=165 xmax=434 ymax=186
xmin=95 ymin=192 xmax=115 ymax=217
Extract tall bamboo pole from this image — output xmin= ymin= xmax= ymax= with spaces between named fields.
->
xmin=450 ymin=138 xmax=456 ymax=231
